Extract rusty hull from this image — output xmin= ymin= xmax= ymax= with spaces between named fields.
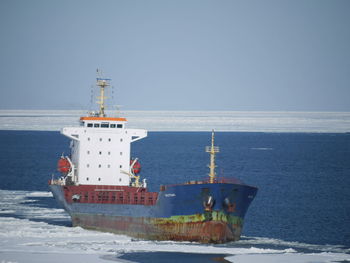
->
xmin=50 ymin=180 xmax=258 ymax=244
xmin=71 ymin=211 xmax=243 ymax=243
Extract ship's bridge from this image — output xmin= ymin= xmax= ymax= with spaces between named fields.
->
xmin=61 ymin=115 xmax=147 ymax=187
xmin=58 ymin=73 xmax=148 ymax=187
xmin=80 ymin=116 xmax=127 ymax=129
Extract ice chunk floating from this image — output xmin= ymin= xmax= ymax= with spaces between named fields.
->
xmin=0 ymin=190 xmax=349 ymax=263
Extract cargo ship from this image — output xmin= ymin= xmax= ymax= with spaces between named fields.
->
xmin=49 ymin=74 xmax=258 ymax=243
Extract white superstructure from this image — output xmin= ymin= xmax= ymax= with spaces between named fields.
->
xmin=60 ymin=75 xmax=147 ymax=186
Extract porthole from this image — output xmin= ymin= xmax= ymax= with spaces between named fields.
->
xmin=120 ymin=152 xmax=122 ymax=155
xmin=108 ymin=151 xmax=111 ymax=155
xmin=88 ymin=137 xmax=90 ymax=141
xmin=99 ymin=138 xmax=102 ymax=142
xmin=108 ymin=164 xmax=111 ymax=168
xmin=120 ymin=138 xmax=123 ymax=142
xmin=108 ymin=138 xmax=111 ymax=142
xmin=99 ymin=151 xmax=102 ymax=155
xmin=87 ymin=164 xmax=90 ymax=168
xmin=119 ymin=178 xmax=122 ymax=182
xmin=98 ymin=164 xmax=101 ymax=168
xmin=98 ymin=178 xmax=101 ymax=181
xmin=87 ymin=151 xmax=90 ymax=154
xmin=119 ymin=165 xmax=122 ymax=168
xmin=86 ymin=177 xmax=89 ymax=181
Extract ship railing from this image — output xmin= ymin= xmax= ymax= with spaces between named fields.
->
xmin=48 ymin=178 xmax=66 ymax=186
xmin=64 ymin=186 xmax=159 ymax=206
xmin=160 ymin=177 xmax=244 ymax=191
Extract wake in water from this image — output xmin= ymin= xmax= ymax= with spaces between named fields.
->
xmin=0 ymin=190 xmax=349 ymax=263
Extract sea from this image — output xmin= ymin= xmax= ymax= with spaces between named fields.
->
xmin=0 ymin=110 xmax=350 ymax=263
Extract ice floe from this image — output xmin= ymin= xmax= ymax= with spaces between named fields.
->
xmin=0 ymin=110 xmax=349 ymax=132
xmin=0 ymin=190 xmax=349 ymax=263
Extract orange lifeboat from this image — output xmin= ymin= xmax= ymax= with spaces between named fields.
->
xmin=130 ymin=159 xmax=141 ymax=174
xmin=57 ymin=157 xmax=71 ymax=174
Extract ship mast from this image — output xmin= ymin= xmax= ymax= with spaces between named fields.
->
xmin=96 ymin=69 xmax=111 ymax=117
xmin=206 ymin=130 xmax=220 ymax=183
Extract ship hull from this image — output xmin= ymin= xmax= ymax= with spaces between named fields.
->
xmin=70 ymin=212 xmax=241 ymax=243
xmin=49 ymin=181 xmax=257 ymax=243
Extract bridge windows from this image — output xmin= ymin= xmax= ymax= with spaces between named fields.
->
xmin=86 ymin=122 xmax=124 ymax=128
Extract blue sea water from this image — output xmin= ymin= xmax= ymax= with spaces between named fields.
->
xmin=0 ymin=130 xmax=349 ymax=262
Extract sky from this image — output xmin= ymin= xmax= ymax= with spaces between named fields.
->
xmin=0 ymin=0 xmax=349 ymax=111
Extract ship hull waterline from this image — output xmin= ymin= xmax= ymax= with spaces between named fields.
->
xmin=70 ymin=212 xmax=242 ymax=243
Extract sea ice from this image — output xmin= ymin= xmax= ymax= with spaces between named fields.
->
xmin=1 ymin=190 xmax=349 ymax=263
xmin=0 ymin=110 xmax=349 ymax=132
xmin=226 ymin=252 xmax=350 ymax=263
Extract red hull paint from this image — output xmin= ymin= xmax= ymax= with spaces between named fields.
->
xmin=51 ymin=184 xmax=159 ymax=205
xmin=71 ymin=213 xmax=242 ymax=243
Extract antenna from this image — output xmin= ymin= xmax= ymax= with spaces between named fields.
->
xmin=96 ymin=69 xmax=111 ymax=117
xmin=111 ymin=85 xmax=115 ymax=102
xmin=89 ymin=85 xmax=94 ymax=111
xmin=205 ymin=130 xmax=220 ymax=183
xmin=114 ymin=104 xmax=122 ymax=117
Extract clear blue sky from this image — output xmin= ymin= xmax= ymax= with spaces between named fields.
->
xmin=0 ymin=0 xmax=349 ymax=111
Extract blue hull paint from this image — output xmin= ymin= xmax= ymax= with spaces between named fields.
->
xmin=50 ymin=183 xmax=257 ymax=218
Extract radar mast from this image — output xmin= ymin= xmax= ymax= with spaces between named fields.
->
xmin=206 ymin=130 xmax=220 ymax=183
xmin=96 ymin=69 xmax=111 ymax=117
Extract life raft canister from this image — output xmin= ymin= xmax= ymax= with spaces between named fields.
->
xmin=130 ymin=159 xmax=141 ymax=174
xmin=57 ymin=157 xmax=71 ymax=174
